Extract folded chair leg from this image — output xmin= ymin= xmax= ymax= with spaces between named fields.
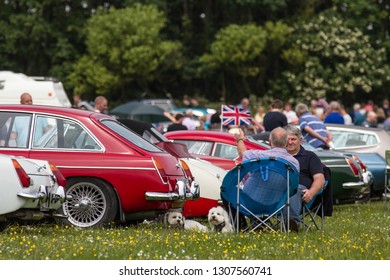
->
xmin=227 ymin=203 xmax=237 ymax=232
xmin=302 ymin=204 xmax=324 ymax=232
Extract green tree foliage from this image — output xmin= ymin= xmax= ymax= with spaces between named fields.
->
xmin=268 ymin=9 xmax=390 ymax=105
xmin=200 ymin=22 xmax=292 ymax=102
xmin=2 ymin=1 xmax=390 ymax=105
xmin=201 ymin=24 xmax=266 ymax=73
xmin=69 ymin=4 xmax=183 ymax=100
xmin=0 ymin=0 xmax=125 ymax=85
xmin=332 ymin=0 xmax=390 ymax=61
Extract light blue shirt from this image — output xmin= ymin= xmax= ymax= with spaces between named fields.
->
xmin=243 ymin=147 xmax=299 ymax=171
xmin=299 ymin=112 xmax=328 ymax=148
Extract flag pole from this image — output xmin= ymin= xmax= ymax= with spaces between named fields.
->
xmin=220 ymin=104 xmax=223 ymax=132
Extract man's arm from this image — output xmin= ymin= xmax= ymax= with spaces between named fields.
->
xmin=234 ymin=128 xmax=247 ymax=158
xmin=303 ymin=125 xmax=331 ymax=146
xmin=325 ymin=129 xmax=333 ymax=141
xmin=302 ymin=172 xmax=325 ymax=203
xmin=163 ymin=112 xmax=176 ymax=123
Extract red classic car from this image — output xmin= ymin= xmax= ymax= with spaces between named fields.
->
xmin=0 ymin=105 xmax=199 ymax=228
xmin=164 ymin=130 xmax=266 ymax=170
xmin=118 ymin=118 xmax=228 ymax=217
xmin=164 ymin=130 xmax=369 ymax=203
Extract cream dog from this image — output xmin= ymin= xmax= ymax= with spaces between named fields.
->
xmin=208 ymin=206 xmax=233 ymax=233
xmin=163 ymin=211 xmax=208 ymax=232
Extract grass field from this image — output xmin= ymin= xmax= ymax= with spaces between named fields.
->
xmin=1 ymin=201 xmax=389 ymax=260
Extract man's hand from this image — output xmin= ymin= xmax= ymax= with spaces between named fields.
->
xmin=234 ymin=128 xmax=245 ymax=142
xmin=301 ymin=188 xmax=313 ymax=203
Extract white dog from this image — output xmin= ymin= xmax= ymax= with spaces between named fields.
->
xmin=208 ymin=206 xmax=233 ymax=233
xmin=163 ymin=211 xmax=208 ymax=232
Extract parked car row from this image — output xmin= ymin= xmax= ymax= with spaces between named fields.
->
xmin=0 ymin=105 xmax=199 ymax=229
xmin=325 ymin=124 xmax=390 ymax=198
xmin=1 ymin=103 xmax=388 ymax=230
xmin=164 ymin=130 xmax=374 ymax=204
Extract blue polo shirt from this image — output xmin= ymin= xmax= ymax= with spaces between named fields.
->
xmin=298 ymin=112 xmax=328 ymax=148
xmin=324 ymin=112 xmax=345 ymax=124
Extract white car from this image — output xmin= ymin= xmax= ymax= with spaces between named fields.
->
xmin=325 ymin=124 xmax=390 ymax=159
xmin=0 ymin=154 xmax=67 ymax=231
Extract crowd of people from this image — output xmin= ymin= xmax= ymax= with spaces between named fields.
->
xmin=250 ymin=97 xmax=390 ymax=132
xmin=69 ymin=93 xmax=390 ymax=140
xmin=159 ymin=96 xmax=390 ymax=144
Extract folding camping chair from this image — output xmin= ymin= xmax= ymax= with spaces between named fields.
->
xmin=301 ymin=164 xmax=332 ymax=232
xmin=302 ymin=189 xmax=324 ymax=232
xmin=221 ymin=157 xmax=299 ymax=234
xmin=301 ymin=165 xmax=333 ymax=231
xmin=385 ymin=150 xmax=390 ymax=209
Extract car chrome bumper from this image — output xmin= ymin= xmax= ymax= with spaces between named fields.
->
xmin=342 ymin=181 xmax=367 ymax=189
xmin=145 ymin=180 xmax=200 ymax=201
xmin=362 ymin=170 xmax=374 ymax=186
xmin=17 ymin=185 xmax=68 ymax=204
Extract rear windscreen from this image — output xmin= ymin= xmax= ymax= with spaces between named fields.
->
xmin=101 ymin=119 xmax=163 ymax=153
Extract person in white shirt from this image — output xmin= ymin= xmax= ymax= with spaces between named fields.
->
xmin=182 ymin=109 xmax=197 ymax=130
xmin=283 ymin=102 xmax=298 ymax=124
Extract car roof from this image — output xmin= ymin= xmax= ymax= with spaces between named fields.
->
xmin=165 ymin=130 xmax=236 ymax=140
xmin=0 ymin=104 xmax=110 ymax=120
xmin=325 ymin=123 xmax=385 ymax=132
xmin=164 ymin=130 xmax=266 ymax=150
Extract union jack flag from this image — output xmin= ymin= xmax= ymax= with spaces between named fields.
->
xmin=221 ymin=105 xmax=252 ymax=126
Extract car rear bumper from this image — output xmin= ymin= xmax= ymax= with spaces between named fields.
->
xmin=342 ymin=181 xmax=367 ymax=189
xmin=17 ymin=185 xmax=68 ymax=210
xmin=145 ymin=180 xmax=200 ymax=201
xmin=342 ymin=170 xmax=371 ymax=190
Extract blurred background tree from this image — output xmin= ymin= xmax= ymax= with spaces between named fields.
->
xmin=68 ymin=4 xmax=183 ymax=103
xmin=1 ymin=0 xmax=390 ymax=108
xmin=268 ymin=8 xmax=390 ymax=105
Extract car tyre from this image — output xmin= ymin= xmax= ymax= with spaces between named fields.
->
xmin=57 ymin=177 xmax=118 ymax=228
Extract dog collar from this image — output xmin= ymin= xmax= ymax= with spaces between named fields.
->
xmin=214 ymin=222 xmax=226 ymax=232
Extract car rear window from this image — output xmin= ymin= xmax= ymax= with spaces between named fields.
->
xmin=101 ymin=119 xmax=162 ymax=152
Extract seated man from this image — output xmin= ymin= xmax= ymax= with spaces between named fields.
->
xmin=285 ymin=124 xmax=326 ymax=230
xmin=223 ymin=127 xmax=300 ymax=230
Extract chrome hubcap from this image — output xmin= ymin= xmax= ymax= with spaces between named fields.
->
xmin=64 ymin=182 xmax=106 ymax=227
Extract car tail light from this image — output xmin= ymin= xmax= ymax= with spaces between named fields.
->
xmin=49 ymin=162 xmax=67 ymax=187
xmin=152 ymin=158 xmax=168 ymax=183
xmin=12 ymin=159 xmax=31 ymax=188
xmin=346 ymin=157 xmax=360 ymax=176
xmin=352 ymin=155 xmax=367 ymax=172
xmin=179 ymin=159 xmax=194 ymax=181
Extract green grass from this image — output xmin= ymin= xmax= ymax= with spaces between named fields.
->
xmin=1 ymin=201 xmax=390 ymax=260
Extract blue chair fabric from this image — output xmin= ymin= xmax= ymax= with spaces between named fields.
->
xmin=221 ymin=157 xmax=299 ymax=233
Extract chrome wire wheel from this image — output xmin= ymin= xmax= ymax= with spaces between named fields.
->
xmin=60 ymin=178 xmax=117 ymax=228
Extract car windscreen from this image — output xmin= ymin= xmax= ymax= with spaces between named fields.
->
xmin=101 ymin=119 xmax=163 ymax=153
